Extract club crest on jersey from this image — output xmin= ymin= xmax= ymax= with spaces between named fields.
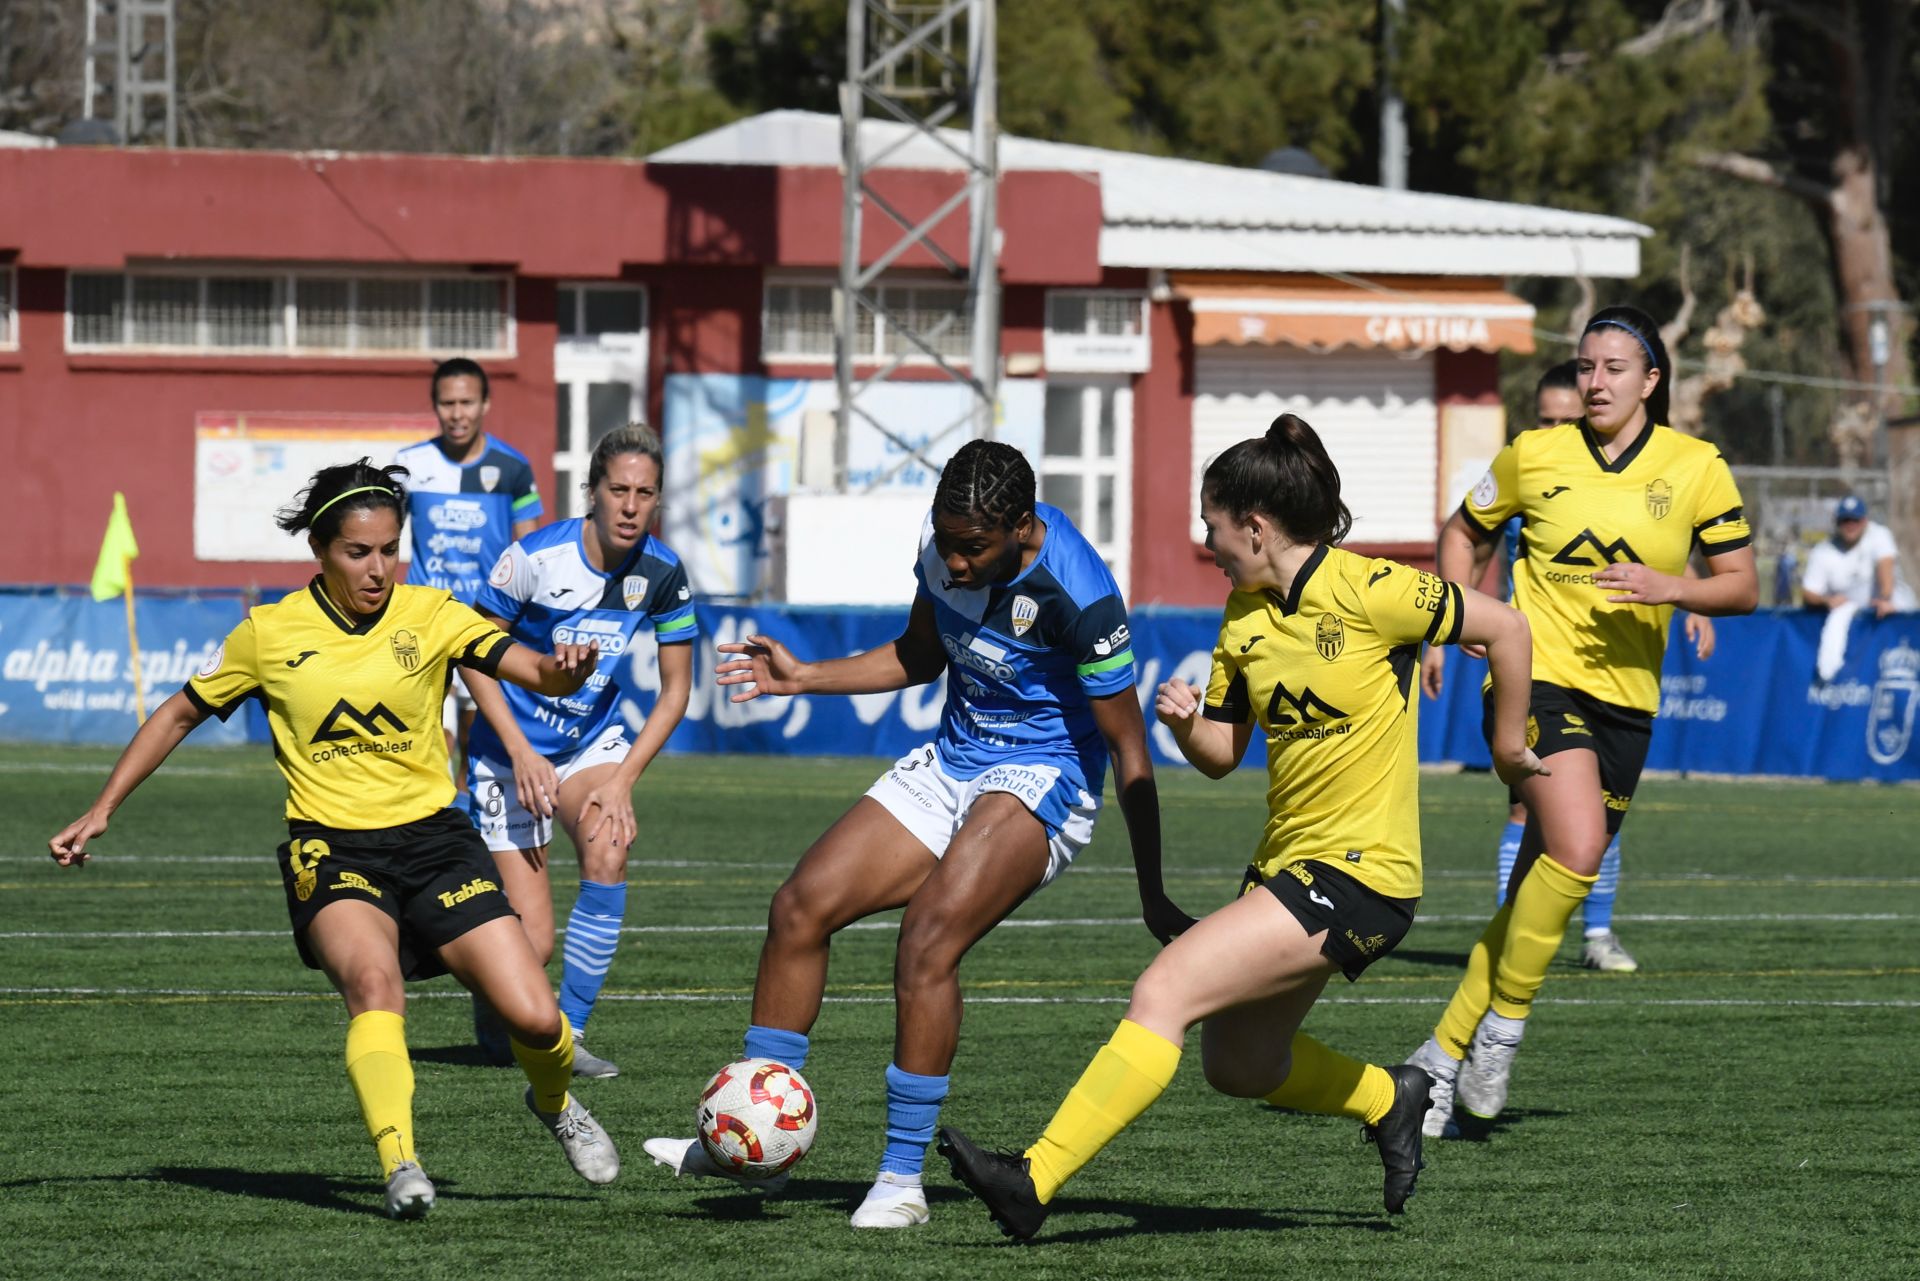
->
xmin=480 ymin=465 xmax=502 ymax=492
xmin=623 ymin=575 xmax=649 ymax=610
xmin=1315 ymin=613 xmax=1345 ymax=660
xmin=390 ymin=629 xmax=421 ymax=672
xmin=1645 ymin=478 xmax=1673 ymax=520
xmin=1010 ymin=595 xmax=1039 ymax=637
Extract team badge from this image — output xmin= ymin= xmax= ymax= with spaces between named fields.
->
xmin=1526 ymin=715 xmax=1540 ymax=749
xmin=1867 ymin=641 xmax=1919 ymax=766
xmin=1645 ymin=479 xmax=1673 ymax=519
xmin=480 ymin=465 xmax=502 ymax=493
xmin=197 ymin=641 xmax=225 ymax=678
xmin=1011 ymin=595 xmax=1039 ymax=637
xmin=390 ymin=629 xmax=421 ymax=672
xmin=489 ymin=555 xmax=514 ymax=588
xmin=623 ymin=575 xmax=649 ymax=610
xmin=1315 ymin=613 xmax=1345 ymax=660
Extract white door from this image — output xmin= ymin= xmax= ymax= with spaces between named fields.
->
xmin=553 ymin=285 xmax=648 ymax=519
xmin=1038 ymin=376 xmax=1133 ymax=598
xmin=1191 ymin=347 xmax=1437 ymax=545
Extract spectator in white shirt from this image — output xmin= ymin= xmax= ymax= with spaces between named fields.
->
xmin=1802 ymin=494 xmax=1914 ymax=680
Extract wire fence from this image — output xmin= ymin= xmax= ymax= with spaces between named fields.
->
xmin=1730 ymin=466 xmax=1891 ymax=606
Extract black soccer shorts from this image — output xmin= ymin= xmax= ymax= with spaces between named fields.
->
xmin=1239 ymin=858 xmax=1418 ymax=982
xmin=1485 ymin=679 xmax=1653 ymax=836
xmin=277 ymin=808 xmax=519 ymax=981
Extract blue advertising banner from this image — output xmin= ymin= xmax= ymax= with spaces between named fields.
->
xmin=7 ymin=586 xmax=1916 ymax=784
xmin=1410 ymin=610 xmax=1920 ymax=783
xmin=0 ymin=588 xmax=254 ymax=746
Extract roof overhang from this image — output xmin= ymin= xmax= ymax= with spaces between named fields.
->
xmin=1173 ymin=274 xmax=1536 ymax=354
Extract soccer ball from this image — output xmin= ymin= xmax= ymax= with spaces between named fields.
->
xmin=695 ymin=1057 xmax=819 ymax=1178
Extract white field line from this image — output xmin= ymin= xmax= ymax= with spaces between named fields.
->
xmin=4 ymin=852 xmax=1917 ymax=890
xmin=0 ymin=984 xmax=1912 ymax=1010
xmin=1 ymin=911 xmax=1911 ymax=942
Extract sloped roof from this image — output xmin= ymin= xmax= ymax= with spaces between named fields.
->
xmin=653 ymin=110 xmax=1647 ymax=278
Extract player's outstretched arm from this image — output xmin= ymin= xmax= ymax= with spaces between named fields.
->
xmin=716 ymin=594 xmax=947 ymax=701
xmin=496 ymin=639 xmax=600 ymax=697
xmin=1152 ymin=677 xmax=1247 ymax=780
xmin=1091 ymin=688 xmax=1195 ymax=944
xmin=465 ymin=653 xmax=559 ymax=820
xmin=1454 ymin=589 xmax=1545 ymax=791
xmin=49 ymin=689 xmax=210 ymax=867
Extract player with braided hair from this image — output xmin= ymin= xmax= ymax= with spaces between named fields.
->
xmin=645 ymin=439 xmax=1193 ymax=1229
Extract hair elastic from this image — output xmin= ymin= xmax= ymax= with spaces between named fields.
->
xmin=1584 ymin=319 xmax=1659 ymax=371
xmin=312 ymin=485 xmax=396 ymax=522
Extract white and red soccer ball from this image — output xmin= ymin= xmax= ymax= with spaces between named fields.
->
xmin=695 ymin=1057 xmax=819 ymax=1178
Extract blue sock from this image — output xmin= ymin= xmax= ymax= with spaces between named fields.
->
xmin=1494 ymin=820 xmax=1524 ymax=907
xmin=558 ymin=879 xmax=626 ymax=1035
xmin=743 ymin=1024 xmax=810 ymax=1071
xmin=1584 ymin=834 xmax=1622 ymax=935
xmin=878 ymin=1064 xmax=949 ymax=1178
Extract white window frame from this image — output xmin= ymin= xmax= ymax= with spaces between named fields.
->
xmin=1043 ymin=289 xmax=1151 ymax=374
xmin=1038 ymin=374 xmax=1133 ymax=598
xmin=553 ymin=282 xmax=650 ymax=521
xmin=761 ymin=272 xmax=970 ymax=366
xmin=0 ymin=263 xmax=15 ymax=349
xmin=64 ymin=265 xmax=517 ymax=358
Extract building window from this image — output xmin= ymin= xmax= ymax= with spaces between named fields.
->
xmin=1039 ymin=376 xmax=1133 ymax=596
xmin=66 ymin=269 xmax=513 ymax=356
xmin=1044 ymin=290 xmax=1150 ymax=374
xmin=554 ymin=284 xmax=649 ymax=520
xmin=762 ymin=277 xmax=968 ymax=363
xmin=0 ymin=265 xmax=15 ymax=348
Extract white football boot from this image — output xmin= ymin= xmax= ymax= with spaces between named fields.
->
xmin=526 ymin=1088 xmax=621 ymax=1184
xmin=1455 ymin=1014 xmax=1526 ymax=1120
xmin=1405 ymin=1038 xmax=1463 ymax=1139
xmin=1582 ymin=931 xmax=1640 ymax=973
xmin=641 ymin=1136 xmax=791 ymax=1193
xmin=569 ymin=1029 xmax=621 ymax=1079
xmin=849 ymin=1171 xmax=930 ymax=1228
xmin=384 ymin=1161 xmax=435 ymax=1219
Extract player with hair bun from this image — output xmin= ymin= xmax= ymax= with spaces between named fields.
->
xmin=50 ymin=459 xmax=621 ymax=1220
xmin=1406 ymin=304 xmax=1758 ymax=1135
xmin=644 ymin=439 xmax=1193 ymax=1229
xmin=938 ymin=415 xmax=1541 ymax=1239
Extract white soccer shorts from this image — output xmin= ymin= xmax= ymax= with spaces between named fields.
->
xmin=469 ymin=724 xmax=631 ymax=853
xmin=864 ymin=742 xmax=1099 ymax=888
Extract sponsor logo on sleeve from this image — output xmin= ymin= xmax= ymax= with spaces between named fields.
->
xmin=489 ymin=555 xmax=515 ymax=589
xmin=1471 ymin=469 xmax=1498 ymax=509
xmin=197 ymin=642 xmax=226 ymax=678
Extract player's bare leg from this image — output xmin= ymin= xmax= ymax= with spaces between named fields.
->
xmin=553 ymin=761 xmax=635 ymax=1077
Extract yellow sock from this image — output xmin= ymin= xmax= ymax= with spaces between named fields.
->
xmin=344 ymin=1010 xmax=415 ymax=1178
xmin=1433 ymin=904 xmax=1512 ymax=1058
xmin=1490 ymin=853 xmax=1597 ymax=1019
xmin=1262 ymin=1033 xmax=1396 ymax=1125
xmin=1024 ymin=1019 xmax=1180 ymax=1204
xmin=512 ymin=1019 xmax=574 ymax=1114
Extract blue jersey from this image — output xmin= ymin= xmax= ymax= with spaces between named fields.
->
xmin=916 ymin=502 xmax=1136 ymax=789
xmin=396 ymin=434 xmax=543 ymax=605
xmin=469 ymin=520 xmax=698 ymax=762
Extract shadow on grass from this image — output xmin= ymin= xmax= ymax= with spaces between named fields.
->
xmin=1445 ymin=1107 xmax=1572 ymax=1143
xmin=407 ymin=1042 xmax=519 ymax=1068
xmin=1386 ymin=948 xmax=1473 ymax=970
xmin=966 ymin=1197 xmax=1393 ymax=1247
xmin=1 ymin=1168 xmax=596 ymax=1218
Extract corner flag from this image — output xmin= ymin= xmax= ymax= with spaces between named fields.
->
xmin=90 ymin=493 xmax=147 ymax=722
xmin=90 ymin=492 xmax=140 ymax=602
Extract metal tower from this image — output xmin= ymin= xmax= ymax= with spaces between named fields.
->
xmin=82 ymin=0 xmax=178 ymax=147
xmin=835 ymin=0 xmax=999 ymax=491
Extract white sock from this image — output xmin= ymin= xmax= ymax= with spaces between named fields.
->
xmin=1481 ymin=1012 xmax=1527 ymax=1044
xmin=873 ymin=1170 xmax=922 ymax=1188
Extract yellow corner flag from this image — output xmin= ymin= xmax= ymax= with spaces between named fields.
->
xmin=91 ymin=492 xmax=147 ymax=722
xmin=91 ymin=492 xmax=140 ymax=602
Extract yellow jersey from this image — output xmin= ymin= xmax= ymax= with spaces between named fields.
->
xmin=1461 ymin=421 xmax=1750 ymax=713
xmin=186 ymin=579 xmax=512 ymax=830
xmin=1203 ymin=546 xmax=1465 ymax=899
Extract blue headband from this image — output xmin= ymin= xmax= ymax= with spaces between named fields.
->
xmin=1584 ymin=319 xmax=1660 ymax=371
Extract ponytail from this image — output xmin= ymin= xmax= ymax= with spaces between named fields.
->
xmin=1201 ymin=414 xmax=1351 ymax=545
